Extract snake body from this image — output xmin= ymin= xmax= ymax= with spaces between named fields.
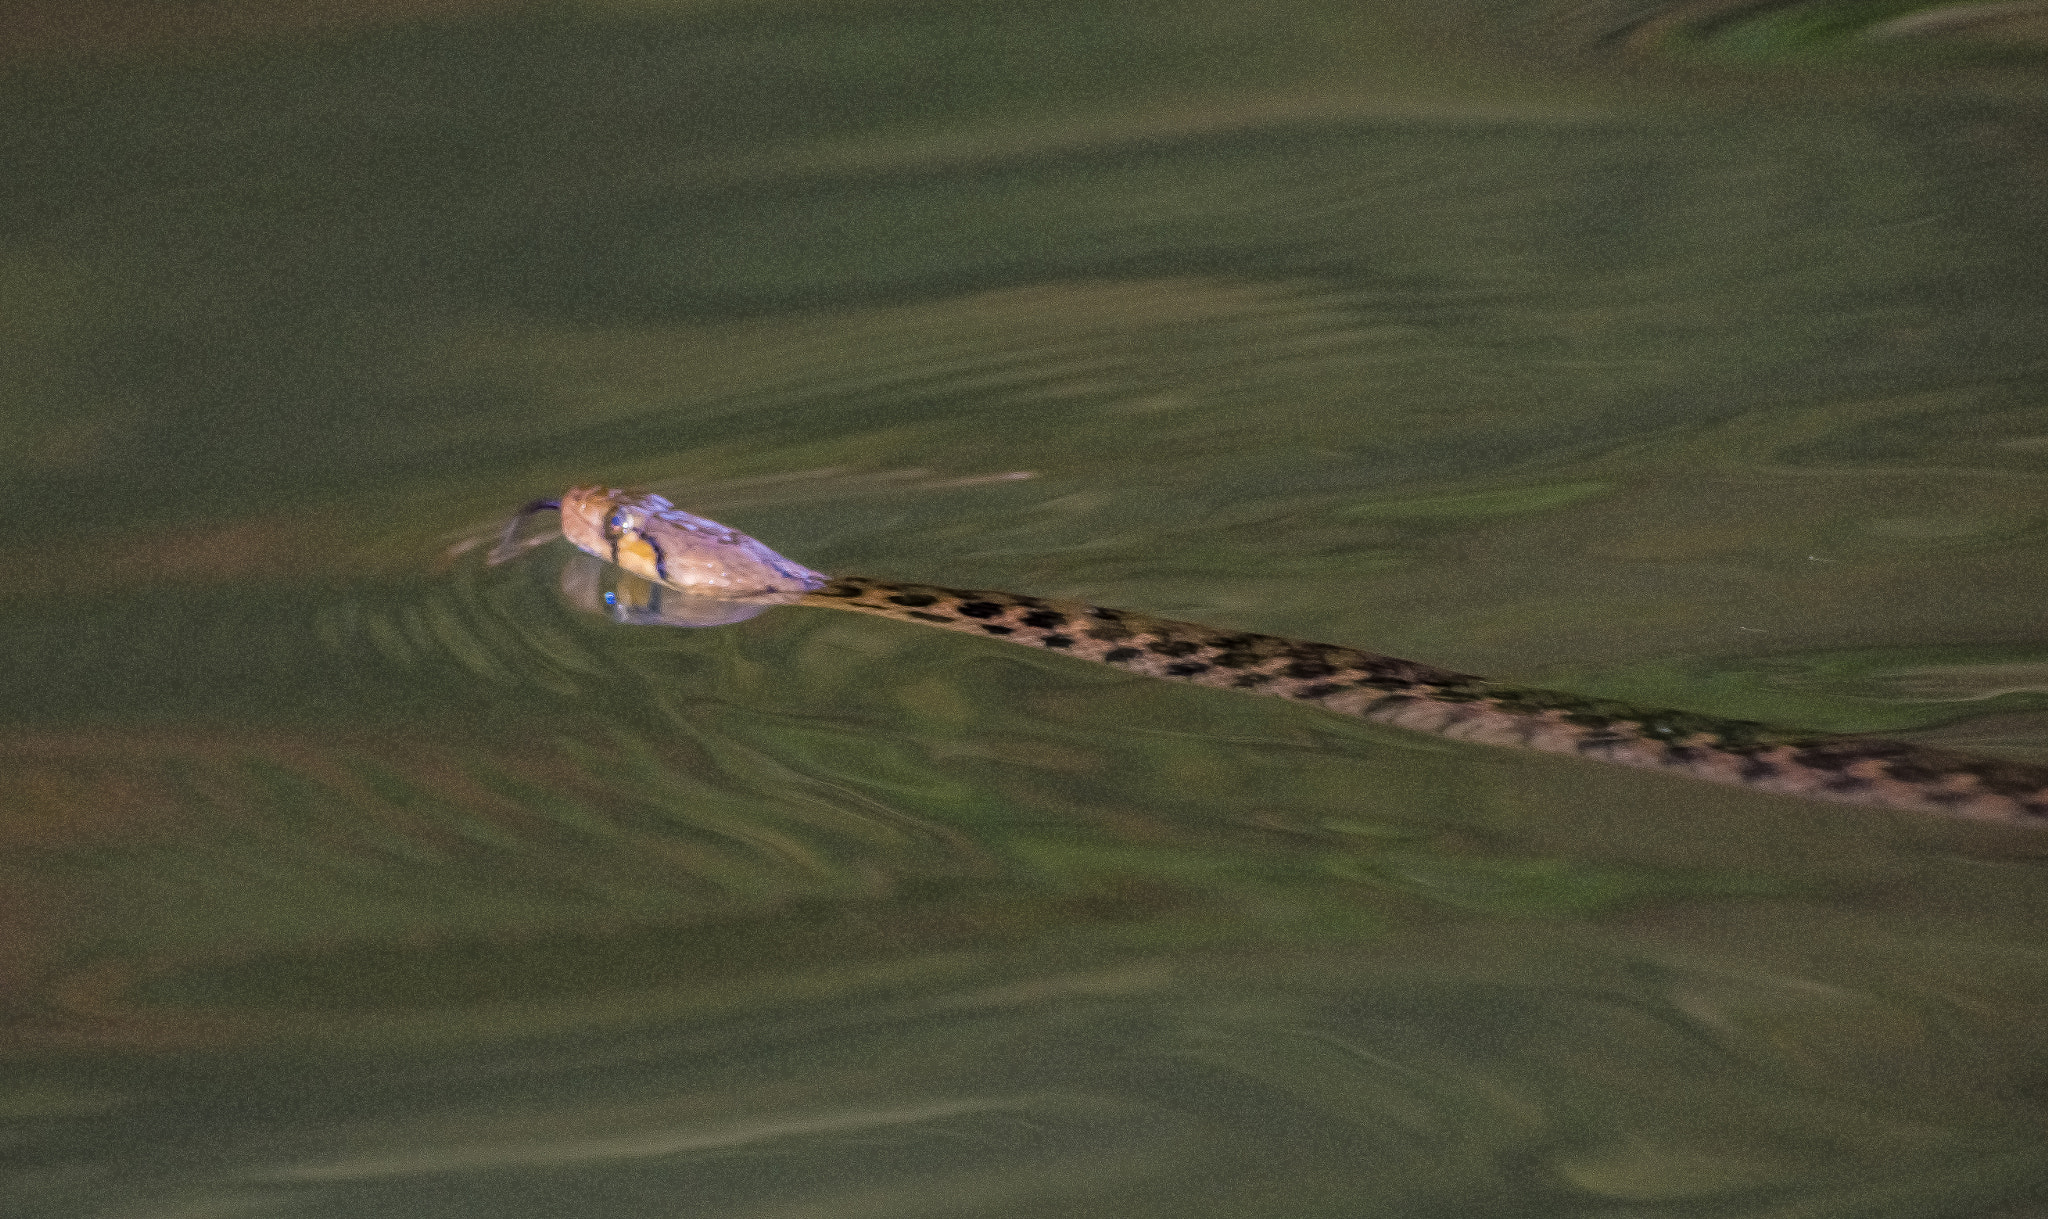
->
xmin=543 ymin=487 xmax=2048 ymax=827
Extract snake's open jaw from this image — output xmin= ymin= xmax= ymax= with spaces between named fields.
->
xmin=558 ymin=486 xmax=828 ymax=603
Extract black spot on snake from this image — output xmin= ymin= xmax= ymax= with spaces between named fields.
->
xmin=1883 ymin=759 xmax=1943 ymax=783
xmin=1791 ymin=747 xmax=1854 ymax=772
xmin=1356 ymin=675 xmax=1414 ymax=690
xmin=1977 ymin=767 xmax=2043 ymax=798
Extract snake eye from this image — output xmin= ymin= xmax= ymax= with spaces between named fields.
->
xmin=605 ymin=510 xmax=634 ymax=537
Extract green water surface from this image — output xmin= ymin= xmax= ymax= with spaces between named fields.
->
xmin=3 ymin=2 xmax=2047 ymax=1216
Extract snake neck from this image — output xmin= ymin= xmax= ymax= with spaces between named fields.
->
xmin=799 ymin=575 xmax=2048 ymax=826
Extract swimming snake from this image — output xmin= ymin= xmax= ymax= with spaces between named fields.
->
xmin=511 ymin=486 xmax=2048 ymax=826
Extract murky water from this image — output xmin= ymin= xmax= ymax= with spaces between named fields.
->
xmin=5 ymin=3 xmax=2048 ymax=1216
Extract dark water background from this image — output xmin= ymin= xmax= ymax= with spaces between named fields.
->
xmin=4 ymin=2 xmax=2048 ymax=1215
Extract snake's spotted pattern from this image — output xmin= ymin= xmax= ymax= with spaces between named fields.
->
xmin=801 ymin=577 xmax=2048 ymax=825
xmin=546 ymin=487 xmax=2048 ymax=826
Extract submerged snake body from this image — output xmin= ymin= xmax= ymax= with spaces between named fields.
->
xmin=550 ymin=487 xmax=2048 ymax=826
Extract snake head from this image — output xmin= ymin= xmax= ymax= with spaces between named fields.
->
xmin=559 ymin=485 xmax=827 ymax=602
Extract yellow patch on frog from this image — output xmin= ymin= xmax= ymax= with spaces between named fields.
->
xmin=613 ymin=533 xmax=664 ymax=584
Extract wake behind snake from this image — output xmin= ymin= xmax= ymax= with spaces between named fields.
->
xmin=511 ymin=486 xmax=2048 ymax=827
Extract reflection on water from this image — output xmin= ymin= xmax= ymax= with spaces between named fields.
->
xmin=560 ymin=553 xmax=781 ymax=627
xmin=4 ymin=1 xmax=2048 ymax=1216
